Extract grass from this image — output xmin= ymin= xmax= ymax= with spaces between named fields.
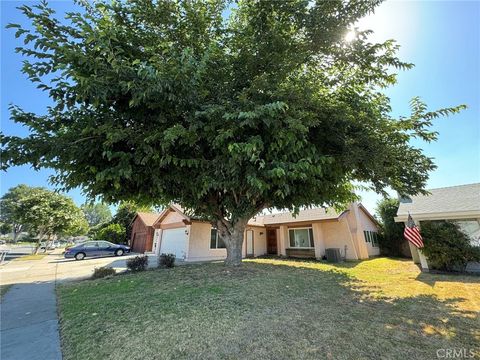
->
xmin=0 ymin=284 xmax=12 ymax=299
xmin=57 ymin=258 xmax=480 ymax=360
xmin=16 ymin=254 xmax=46 ymax=261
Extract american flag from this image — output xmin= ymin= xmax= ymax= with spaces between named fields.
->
xmin=404 ymin=214 xmax=424 ymax=248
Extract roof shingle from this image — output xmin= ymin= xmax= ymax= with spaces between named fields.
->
xmin=136 ymin=212 xmax=161 ymax=227
xmin=396 ymin=183 xmax=480 ymax=219
xmin=248 ymin=207 xmax=344 ymax=226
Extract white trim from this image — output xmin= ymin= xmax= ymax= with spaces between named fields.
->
xmin=395 ymin=210 xmax=480 ymax=222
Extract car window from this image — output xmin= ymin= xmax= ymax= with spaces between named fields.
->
xmin=98 ymin=241 xmax=112 ymax=247
xmin=83 ymin=242 xmax=99 ymax=248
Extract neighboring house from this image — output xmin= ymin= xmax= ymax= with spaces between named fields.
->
xmin=149 ymin=203 xmax=380 ymax=262
xmin=130 ymin=212 xmax=161 ymax=253
xmin=395 ymin=183 xmax=480 ymax=271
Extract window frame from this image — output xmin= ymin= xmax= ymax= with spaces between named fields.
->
xmin=364 ymin=231 xmax=379 ymax=247
xmin=288 ymin=227 xmax=315 ymax=249
xmin=210 ymin=228 xmax=226 ymax=249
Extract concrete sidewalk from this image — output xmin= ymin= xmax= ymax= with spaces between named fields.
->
xmin=0 ymin=251 xmax=153 ymax=359
xmin=1 ymin=282 xmax=62 ymax=360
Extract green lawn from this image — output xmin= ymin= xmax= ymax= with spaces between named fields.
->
xmin=57 ymin=258 xmax=480 ymax=360
xmin=16 ymin=254 xmax=46 ymax=261
xmin=0 ymin=284 xmax=12 ymax=299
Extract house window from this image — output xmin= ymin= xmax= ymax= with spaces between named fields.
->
xmin=364 ymin=231 xmax=379 ymax=247
xmin=210 ymin=228 xmax=226 ymax=249
xmin=288 ymin=228 xmax=314 ymax=248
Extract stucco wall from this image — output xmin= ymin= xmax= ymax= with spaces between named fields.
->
xmin=322 ymin=219 xmax=358 ymax=260
xmin=312 ymin=223 xmax=326 ymax=258
xmin=244 ymin=226 xmax=267 ymax=257
xmin=161 ymin=211 xmax=185 ymax=225
xmin=186 ymin=223 xmax=267 ymax=261
xmin=187 ymin=222 xmax=226 ymax=262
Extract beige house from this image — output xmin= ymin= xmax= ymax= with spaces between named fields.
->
xmin=150 ymin=203 xmax=380 ymax=262
xmin=395 ymin=183 xmax=480 ymax=271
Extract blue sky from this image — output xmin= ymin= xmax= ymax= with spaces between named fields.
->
xmin=1 ymin=1 xmax=479 ymax=214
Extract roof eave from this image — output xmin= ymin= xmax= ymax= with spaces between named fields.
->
xmin=395 ymin=210 xmax=480 ymax=223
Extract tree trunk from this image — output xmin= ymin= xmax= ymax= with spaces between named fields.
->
xmin=34 ymin=231 xmax=46 ymax=254
xmin=217 ymin=218 xmax=248 ymax=267
xmin=12 ymin=224 xmax=22 ymax=243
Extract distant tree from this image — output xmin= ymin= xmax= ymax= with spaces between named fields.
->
xmin=96 ymin=223 xmax=126 ymax=244
xmin=0 ymin=184 xmax=32 ymax=242
xmin=0 ymin=223 xmax=11 ymax=235
xmin=11 ymin=187 xmax=88 ymax=252
xmin=376 ymin=198 xmax=410 ymax=257
xmin=2 ymin=1 xmax=465 ymax=265
xmin=81 ymin=203 xmax=112 ymax=227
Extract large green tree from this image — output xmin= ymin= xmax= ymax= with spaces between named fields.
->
xmin=12 ymin=187 xmax=87 ymax=252
xmin=1 ymin=1 xmax=465 ymax=265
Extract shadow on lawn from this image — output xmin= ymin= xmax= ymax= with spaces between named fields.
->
xmin=58 ymin=259 xmax=480 ymax=360
xmin=239 ymin=261 xmax=479 ymax=359
xmin=415 ymin=271 xmax=480 ymax=286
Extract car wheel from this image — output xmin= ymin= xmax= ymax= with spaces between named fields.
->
xmin=115 ymin=249 xmax=124 ymax=256
xmin=75 ymin=252 xmax=86 ymax=261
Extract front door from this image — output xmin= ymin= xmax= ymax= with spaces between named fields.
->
xmin=246 ymin=230 xmax=254 ymax=257
xmin=266 ymin=229 xmax=277 ymax=255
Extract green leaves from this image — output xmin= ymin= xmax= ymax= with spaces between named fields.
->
xmin=0 ymin=185 xmax=88 ymax=239
xmin=1 ymin=0 xmax=466 ymax=227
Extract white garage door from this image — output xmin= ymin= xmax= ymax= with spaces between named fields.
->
xmin=160 ymin=228 xmax=188 ymax=260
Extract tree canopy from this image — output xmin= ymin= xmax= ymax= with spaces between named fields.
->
xmin=112 ymin=201 xmax=152 ymax=240
xmin=1 ymin=185 xmax=88 ymax=248
xmin=0 ymin=184 xmax=31 ymax=241
xmin=81 ymin=202 xmax=112 ymax=227
xmin=1 ymin=0 xmax=465 ymax=264
xmin=96 ymin=223 xmax=127 ymax=244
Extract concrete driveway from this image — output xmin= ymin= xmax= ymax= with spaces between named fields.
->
xmin=1 ymin=250 xmax=152 ymax=360
xmin=0 ymin=250 xmax=144 ymax=285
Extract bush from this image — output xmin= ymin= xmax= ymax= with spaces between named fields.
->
xmin=127 ymin=255 xmax=148 ymax=272
xmin=421 ymin=221 xmax=480 ymax=271
xmin=95 ymin=223 xmax=126 ymax=244
xmin=376 ymin=198 xmax=411 ymax=257
xmin=159 ymin=253 xmax=175 ymax=268
xmin=91 ymin=266 xmax=116 ymax=279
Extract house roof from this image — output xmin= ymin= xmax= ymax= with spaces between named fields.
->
xmin=155 ymin=203 xmax=375 ymax=227
xmin=395 ymin=183 xmax=480 ymax=222
xmin=135 ymin=212 xmax=161 ymax=227
xmin=249 ymin=207 xmax=346 ymax=226
xmin=152 ymin=204 xmax=192 ymax=227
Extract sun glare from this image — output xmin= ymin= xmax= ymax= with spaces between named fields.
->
xmin=344 ymin=30 xmax=356 ymax=42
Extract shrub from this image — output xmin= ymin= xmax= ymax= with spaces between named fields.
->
xmin=376 ymin=198 xmax=411 ymax=257
xmin=95 ymin=223 xmax=126 ymax=244
xmin=127 ymin=255 xmax=148 ymax=272
xmin=91 ymin=266 xmax=116 ymax=279
xmin=421 ymin=221 xmax=480 ymax=271
xmin=159 ymin=253 xmax=175 ymax=268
